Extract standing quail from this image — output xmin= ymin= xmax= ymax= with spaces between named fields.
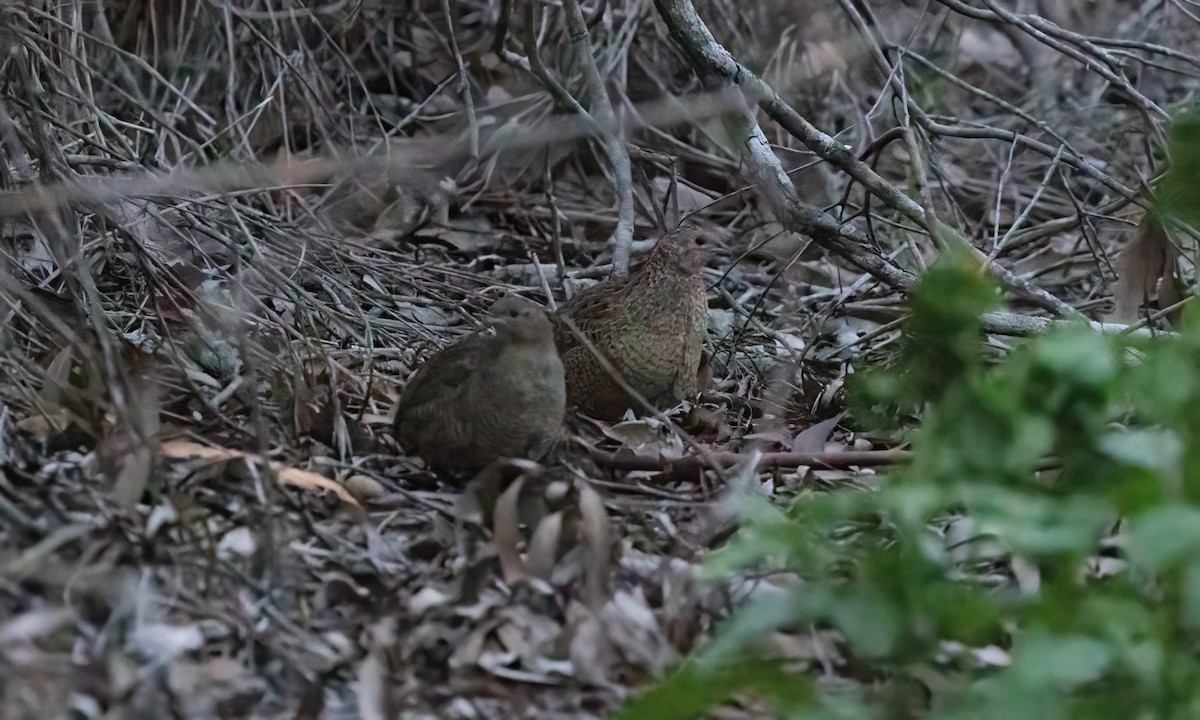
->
xmin=394 ymin=295 xmax=567 ymax=475
xmin=554 ymin=225 xmax=712 ymax=420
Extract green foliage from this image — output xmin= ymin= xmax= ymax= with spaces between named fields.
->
xmin=1160 ymin=108 xmax=1200 ymax=229
xmin=619 ymin=255 xmax=1200 ymax=719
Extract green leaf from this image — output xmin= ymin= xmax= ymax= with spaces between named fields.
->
xmin=961 ymin=487 xmax=1112 ymax=556
xmin=1033 ymin=324 xmax=1119 ymax=387
xmin=1160 ymin=109 xmax=1200 ymax=228
xmin=1099 ymin=428 xmax=1182 ymax=473
xmin=828 ymin=588 xmax=901 ymax=659
xmin=1184 ymin=561 xmax=1200 ymax=631
xmin=1127 ymin=505 xmax=1200 ymax=571
xmin=1012 ymin=631 xmax=1112 ymax=687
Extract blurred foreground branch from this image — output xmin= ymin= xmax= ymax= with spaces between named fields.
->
xmin=0 ymin=89 xmax=743 ymax=219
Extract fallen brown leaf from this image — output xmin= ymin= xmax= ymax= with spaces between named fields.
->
xmin=160 ymin=438 xmax=361 ymax=508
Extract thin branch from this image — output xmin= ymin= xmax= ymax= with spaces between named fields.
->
xmin=441 ymin=0 xmax=479 ymax=158
xmin=560 ymin=0 xmax=636 ymax=278
xmin=589 ymin=446 xmax=912 ymax=476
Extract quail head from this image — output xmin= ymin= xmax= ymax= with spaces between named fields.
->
xmin=395 ymin=294 xmax=567 ymax=476
xmin=554 ymin=225 xmax=712 ymax=420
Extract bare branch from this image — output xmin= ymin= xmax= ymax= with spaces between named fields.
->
xmin=560 ymin=0 xmax=636 ymax=278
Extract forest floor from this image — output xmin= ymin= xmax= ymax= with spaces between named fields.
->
xmin=0 ymin=1 xmax=1195 ymax=717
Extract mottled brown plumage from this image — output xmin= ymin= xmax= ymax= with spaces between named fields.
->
xmin=395 ymin=295 xmax=567 ymax=475
xmin=554 ymin=225 xmax=711 ymax=420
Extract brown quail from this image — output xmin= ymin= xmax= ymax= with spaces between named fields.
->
xmin=554 ymin=225 xmax=711 ymax=420
xmin=395 ymin=295 xmax=567 ymax=475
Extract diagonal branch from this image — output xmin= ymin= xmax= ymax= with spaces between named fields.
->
xmin=652 ymin=0 xmax=1082 ymax=325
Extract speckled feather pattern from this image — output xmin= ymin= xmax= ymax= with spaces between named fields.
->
xmin=554 ymin=227 xmax=709 ymax=420
xmin=395 ymin=296 xmax=567 ymax=475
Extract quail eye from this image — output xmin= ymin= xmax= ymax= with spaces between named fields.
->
xmin=509 ymin=309 xmax=520 ymax=318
